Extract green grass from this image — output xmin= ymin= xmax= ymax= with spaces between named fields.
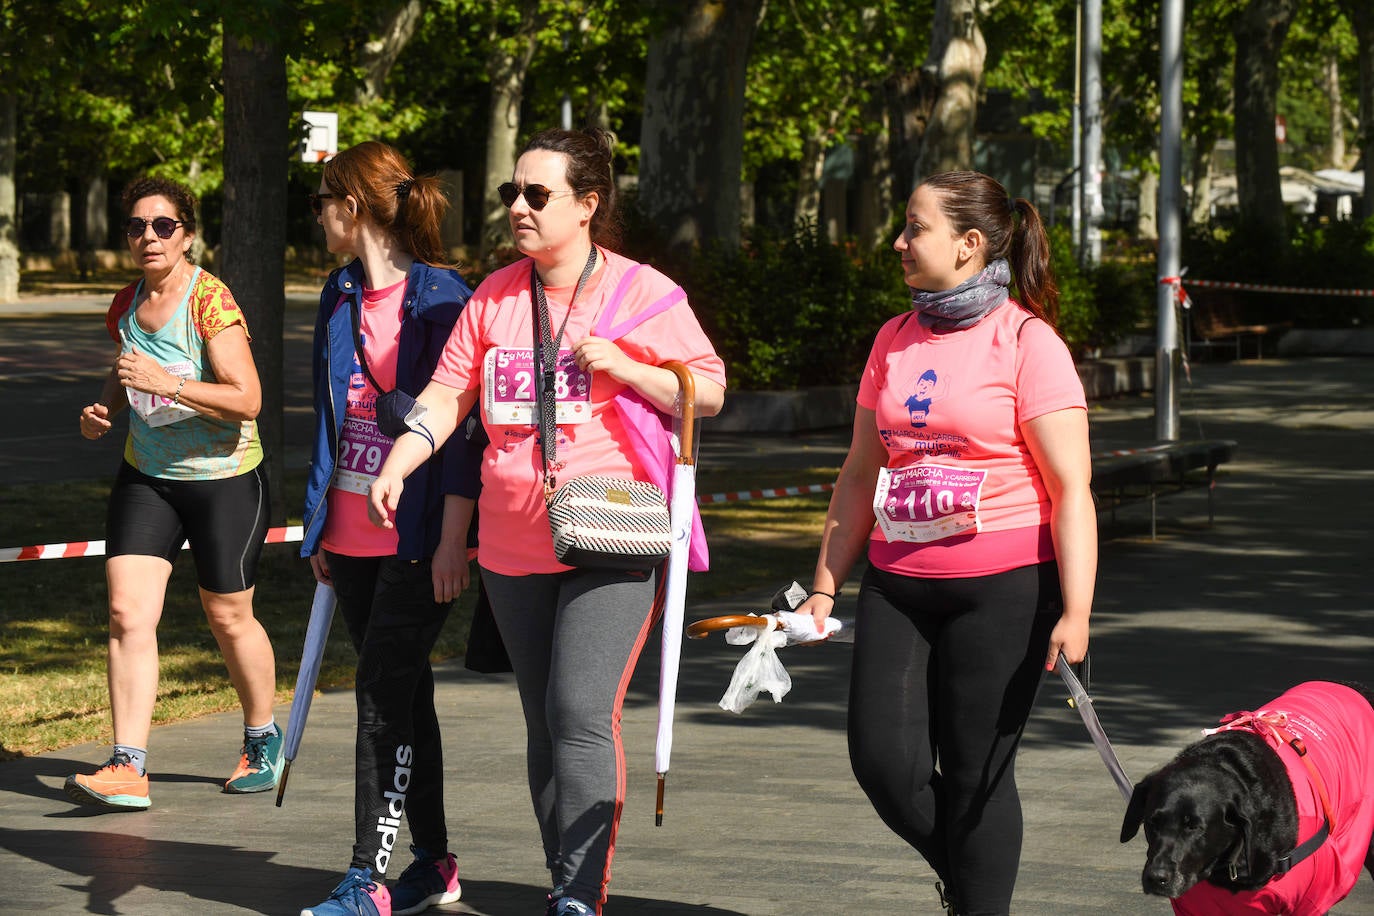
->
xmin=0 ymin=463 xmax=838 ymax=761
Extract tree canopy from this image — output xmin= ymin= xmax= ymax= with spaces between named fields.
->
xmin=2 ymin=0 xmax=1369 ymax=256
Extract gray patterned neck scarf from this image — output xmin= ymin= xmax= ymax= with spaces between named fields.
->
xmin=910 ymin=258 xmax=1010 ymax=330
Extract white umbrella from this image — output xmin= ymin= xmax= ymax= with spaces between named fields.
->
xmin=275 ymin=581 xmax=337 ymax=807
xmin=654 ymin=362 xmax=697 ymax=826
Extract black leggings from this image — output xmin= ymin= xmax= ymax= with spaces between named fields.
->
xmin=847 ymin=562 xmax=1060 ymax=916
xmin=325 ymin=552 xmax=453 ymax=878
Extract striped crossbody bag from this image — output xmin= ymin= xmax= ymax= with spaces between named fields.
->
xmin=532 ymin=250 xmax=672 ymax=571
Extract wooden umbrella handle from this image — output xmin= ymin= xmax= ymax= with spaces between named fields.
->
xmin=685 ymin=614 xmax=774 ymax=639
xmin=661 ymin=361 xmax=696 ymax=463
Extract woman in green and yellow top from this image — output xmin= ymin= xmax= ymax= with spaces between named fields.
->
xmin=66 ymin=175 xmax=280 ymax=810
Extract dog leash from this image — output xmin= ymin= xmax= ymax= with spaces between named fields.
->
xmin=1055 ymin=656 xmax=1133 ymax=801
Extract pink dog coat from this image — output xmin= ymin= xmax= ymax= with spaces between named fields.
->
xmin=1171 ymin=681 xmax=1374 ymax=915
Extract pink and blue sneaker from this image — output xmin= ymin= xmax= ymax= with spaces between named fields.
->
xmin=300 ymin=867 xmax=391 ymax=916
xmin=389 ymin=846 xmax=461 ymax=915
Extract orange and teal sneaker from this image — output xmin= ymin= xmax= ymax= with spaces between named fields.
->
xmin=64 ymin=753 xmax=151 ymax=810
xmin=224 ymin=725 xmax=284 ymax=794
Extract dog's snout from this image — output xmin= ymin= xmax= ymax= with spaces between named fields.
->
xmin=1142 ymin=866 xmax=1173 ymax=897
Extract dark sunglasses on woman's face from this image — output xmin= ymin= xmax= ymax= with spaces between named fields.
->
xmin=309 ymin=192 xmax=337 ymax=216
xmin=125 ymin=217 xmax=185 ymax=240
xmin=497 ymin=182 xmax=573 ymax=211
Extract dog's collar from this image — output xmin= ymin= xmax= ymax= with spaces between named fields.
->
xmin=1276 ymin=817 xmax=1331 ymax=875
xmin=1206 ymin=708 xmax=1336 ymax=877
xmin=1217 ymin=826 xmax=1252 ymax=882
xmin=1215 ymin=815 xmax=1331 ymax=882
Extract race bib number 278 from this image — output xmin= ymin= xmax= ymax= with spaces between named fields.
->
xmin=483 ymin=347 xmax=592 ymax=425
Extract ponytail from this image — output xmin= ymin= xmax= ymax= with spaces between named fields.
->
xmin=393 ymin=174 xmax=451 ymax=267
xmin=323 ymin=140 xmax=455 ymax=268
xmin=919 ymin=170 xmax=1060 ymax=327
xmin=1008 ymin=198 xmax=1058 ymax=324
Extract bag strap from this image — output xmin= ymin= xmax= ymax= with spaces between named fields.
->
xmin=533 ymin=247 xmax=599 ymax=493
xmin=348 ymin=297 xmax=389 ymax=394
xmin=594 ymin=273 xmax=685 ymax=340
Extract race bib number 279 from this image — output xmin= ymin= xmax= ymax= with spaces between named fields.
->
xmin=873 ymin=463 xmax=986 ymax=544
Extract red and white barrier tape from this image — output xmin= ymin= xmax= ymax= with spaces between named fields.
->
xmin=5 ymin=451 xmax=1203 ymax=561
xmin=698 ymin=483 xmax=834 ymax=504
xmin=6 ymin=486 xmax=848 ymax=560
xmin=2 ymin=525 xmax=304 ymax=564
xmin=1182 ymin=278 xmax=1374 ymax=297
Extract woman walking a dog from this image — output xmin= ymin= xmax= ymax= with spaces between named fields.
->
xmin=798 ymin=170 xmax=1096 ymax=915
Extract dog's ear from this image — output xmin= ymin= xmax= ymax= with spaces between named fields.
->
xmin=1120 ymin=776 xmax=1153 ymax=842
xmin=1224 ymin=804 xmax=1254 ymax=880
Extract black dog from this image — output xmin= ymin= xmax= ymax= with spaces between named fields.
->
xmin=1120 ymin=681 xmax=1374 ymax=914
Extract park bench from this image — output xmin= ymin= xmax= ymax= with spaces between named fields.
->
xmin=1186 ymin=294 xmax=1291 ymax=361
xmin=1090 ymin=439 xmax=1238 ymax=539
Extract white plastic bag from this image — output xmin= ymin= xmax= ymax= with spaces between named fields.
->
xmin=714 ymin=581 xmax=849 ymax=713
xmin=718 ymin=619 xmax=791 ymax=714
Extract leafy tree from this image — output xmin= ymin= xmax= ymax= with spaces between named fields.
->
xmin=744 ymin=1 xmax=926 ymax=231
xmin=220 ymin=7 xmax=291 ymax=522
xmin=0 ymin=94 xmax=15 ymax=302
xmin=1338 ymin=0 xmax=1373 ymax=218
xmin=918 ymin=0 xmax=986 ymax=175
xmin=4 ymin=0 xmax=224 ymax=292
xmin=639 ymin=0 xmax=765 ymax=251
xmin=1233 ymin=0 xmax=1298 ymax=253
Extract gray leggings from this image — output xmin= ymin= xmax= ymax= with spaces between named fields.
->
xmin=481 ymin=565 xmax=660 ymax=912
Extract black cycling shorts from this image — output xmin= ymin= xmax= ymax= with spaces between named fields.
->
xmin=105 ymin=461 xmax=269 ymax=594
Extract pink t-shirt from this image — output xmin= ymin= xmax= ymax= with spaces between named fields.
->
xmin=1172 ymin=682 xmax=1374 ymax=915
xmin=321 ymin=279 xmax=405 ymax=557
xmin=857 ymin=300 xmax=1086 ymax=578
xmin=432 ymin=249 xmax=726 ymax=575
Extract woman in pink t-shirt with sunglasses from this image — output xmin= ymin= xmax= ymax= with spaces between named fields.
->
xmin=369 ymin=127 xmax=725 ymax=916
xmin=799 ymin=170 xmax=1096 ymax=916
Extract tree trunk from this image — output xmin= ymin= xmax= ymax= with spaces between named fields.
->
xmin=1136 ymin=159 xmax=1158 ymax=241
xmin=886 ymin=69 xmax=924 ymax=201
xmin=480 ymin=30 xmax=537 ymax=256
xmin=794 ymin=132 xmax=826 ymax=230
xmin=67 ymin=174 xmax=94 ymax=280
xmin=1326 ymin=54 xmax=1346 ymax=170
xmin=1189 ymin=139 xmax=1217 ymax=227
xmin=358 ymin=0 xmax=423 ymax=104
xmin=1232 ymin=0 xmax=1296 ymax=253
xmin=639 ymin=0 xmax=764 ymax=252
xmin=0 ymin=94 xmax=18 ymax=303
xmin=480 ymin=4 xmax=541 ymax=257
xmin=221 ymin=31 xmax=289 ymax=522
xmin=1345 ymin=0 xmax=1374 ymax=218
xmin=916 ymin=0 xmax=986 ymax=179
xmin=856 ymin=97 xmax=895 ymax=248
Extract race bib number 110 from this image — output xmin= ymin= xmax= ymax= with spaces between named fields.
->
xmin=873 ymin=463 xmax=986 ymax=543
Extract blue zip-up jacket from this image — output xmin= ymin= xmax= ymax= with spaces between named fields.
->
xmin=301 ymin=259 xmax=478 ymax=561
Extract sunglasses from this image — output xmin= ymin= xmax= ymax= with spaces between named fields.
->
xmin=497 ymin=182 xmax=574 ymax=211
xmin=125 ymin=217 xmax=185 ymax=240
xmin=309 ymin=192 xmax=337 ymax=216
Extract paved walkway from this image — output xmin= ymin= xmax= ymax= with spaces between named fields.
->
xmin=2 ymin=295 xmax=1372 ymax=914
